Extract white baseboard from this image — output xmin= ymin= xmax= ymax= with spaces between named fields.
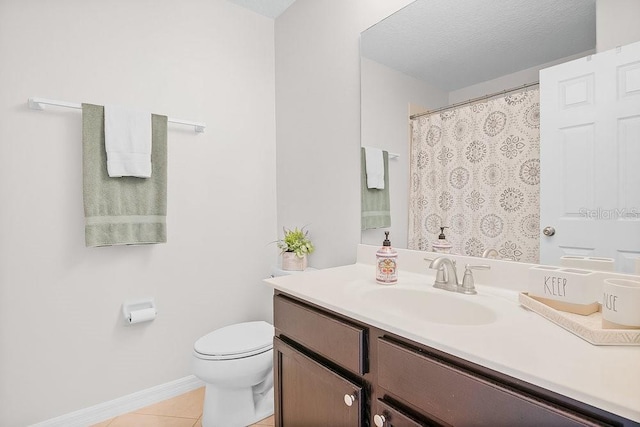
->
xmin=30 ymin=375 xmax=205 ymax=427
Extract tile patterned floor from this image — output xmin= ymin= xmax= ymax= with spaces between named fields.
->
xmin=90 ymin=387 xmax=274 ymax=427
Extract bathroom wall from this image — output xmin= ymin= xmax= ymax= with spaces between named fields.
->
xmin=448 ymin=51 xmax=595 ymax=104
xmin=0 ymin=0 xmax=277 ymax=425
xmin=274 ymin=0 xmax=414 ymax=269
xmin=360 ymin=57 xmax=448 ymax=248
xmin=596 ymin=0 xmax=640 ymax=52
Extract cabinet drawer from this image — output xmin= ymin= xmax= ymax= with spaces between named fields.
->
xmin=374 ymin=399 xmax=444 ymax=427
xmin=377 ymin=338 xmax=609 ymax=427
xmin=274 ymin=294 xmax=366 ymax=374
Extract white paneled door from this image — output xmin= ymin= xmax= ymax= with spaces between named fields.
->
xmin=540 ymin=41 xmax=640 ymax=273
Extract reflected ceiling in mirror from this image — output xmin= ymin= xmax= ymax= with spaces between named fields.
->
xmin=361 ymin=0 xmax=596 ymax=91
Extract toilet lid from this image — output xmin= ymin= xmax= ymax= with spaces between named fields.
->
xmin=194 ymin=321 xmax=274 ymax=359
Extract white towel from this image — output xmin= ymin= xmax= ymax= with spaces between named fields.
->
xmin=104 ymin=105 xmax=152 ymax=178
xmin=364 ymin=147 xmax=385 ymax=189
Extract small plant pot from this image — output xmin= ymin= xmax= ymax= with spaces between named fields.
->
xmin=282 ymin=252 xmax=308 ymax=271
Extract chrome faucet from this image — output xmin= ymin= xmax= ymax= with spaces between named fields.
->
xmin=428 ymin=257 xmax=459 ymax=292
xmin=482 ymin=248 xmax=499 ymax=259
xmin=426 ymin=257 xmax=490 ymax=295
xmin=481 ymin=248 xmax=514 ymax=261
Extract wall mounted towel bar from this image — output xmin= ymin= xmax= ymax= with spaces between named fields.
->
xmin=28 ymin=97 xmax=206 ymax=133
xmin=362 ymin=146 xmax=399 ymax=159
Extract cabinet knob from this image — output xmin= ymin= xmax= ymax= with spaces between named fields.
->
xmin=543 ymin=226 xmax=556 ymax=236
xmin=343 ymin=393 xmax=356 ymax=407
xmin=373 ymin=414 xmax=386 ymax=427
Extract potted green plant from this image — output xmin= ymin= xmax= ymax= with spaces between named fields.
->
xmin=277 ymin=226 xmax=315 ymax=271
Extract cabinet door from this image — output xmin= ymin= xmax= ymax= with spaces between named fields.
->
xmin=274 ymin=337 xmax=363 ymax=427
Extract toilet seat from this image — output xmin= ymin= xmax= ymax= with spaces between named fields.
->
xmin=194 ymin=320 xmax=274 ymax=361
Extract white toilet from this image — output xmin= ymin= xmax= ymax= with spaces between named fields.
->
xmin=192 ymin=320 xmax=274 ymax=427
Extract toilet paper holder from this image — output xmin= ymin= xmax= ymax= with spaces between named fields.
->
xmin=122 ymin=297 xmax=157 ymax=325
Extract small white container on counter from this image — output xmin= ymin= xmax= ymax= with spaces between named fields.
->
xmin=528 ymin=266 xmax=599 ymax=315
xmin=602 ymin=278 xmax=640 ymax=329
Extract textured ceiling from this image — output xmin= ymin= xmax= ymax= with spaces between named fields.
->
xmin=227 ymin=0 xmax=296 ymax=18
xmin=361 ymin=0 xmax=596 ymax=91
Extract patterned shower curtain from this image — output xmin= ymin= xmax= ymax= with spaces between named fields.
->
xmin=408 ymin=88 xmax=540 ymax=263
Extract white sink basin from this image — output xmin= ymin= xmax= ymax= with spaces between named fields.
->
xmin=362 ymin=287 xmax=497 ymax=326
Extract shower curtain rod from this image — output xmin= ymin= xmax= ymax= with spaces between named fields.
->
xmin=409 ymin=81 xmax=539 ymax=120
xmin=28 ymin=97 xmax=206 ymax=133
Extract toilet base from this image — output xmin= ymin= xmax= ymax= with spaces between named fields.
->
xmin=201 ymin=383 xmax=274 ymax=427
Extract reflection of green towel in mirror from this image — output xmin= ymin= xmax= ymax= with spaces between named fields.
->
xmin=361 ymin=148 xmax=390 ymax=230
xmin=82 ymin=104 xmax=168 ymax=246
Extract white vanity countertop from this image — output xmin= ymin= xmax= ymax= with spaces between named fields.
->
xmin=265 ymin=262 xmax=640 ymax=423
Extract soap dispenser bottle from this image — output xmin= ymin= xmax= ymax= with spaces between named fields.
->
xmin=432 ymin=226 xmax=453 ymax=253
xmin=376 ymin=232 xmax=398 ymax=285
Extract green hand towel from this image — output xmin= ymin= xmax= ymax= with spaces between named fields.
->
xmin=361 ymin=147 xmax=391 ymax=230
xmin=82 ymin=104 xmax=168 ymax=247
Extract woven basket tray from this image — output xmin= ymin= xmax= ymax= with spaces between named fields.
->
xmin=519 ymin=292 xmax=640 ymax=346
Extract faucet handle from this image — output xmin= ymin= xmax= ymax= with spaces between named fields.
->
xmin=461 ymin=264 xmax=491 ymax=295
xmin=466 ymin=264 xmax=491 ymax=270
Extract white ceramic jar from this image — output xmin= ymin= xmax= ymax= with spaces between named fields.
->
xmin=602 ymin=278 xmax=640 ymax=329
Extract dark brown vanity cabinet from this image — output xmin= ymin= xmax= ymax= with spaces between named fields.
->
xmin=273 ymin=292 xmax=635 ymax=427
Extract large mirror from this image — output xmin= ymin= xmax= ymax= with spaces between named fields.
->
xmin=361 ymin=0 xmax=640 ymax=273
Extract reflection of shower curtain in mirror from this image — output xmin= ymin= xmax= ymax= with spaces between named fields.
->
xmin=408 ymin=88 xmax=540 ymax=262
